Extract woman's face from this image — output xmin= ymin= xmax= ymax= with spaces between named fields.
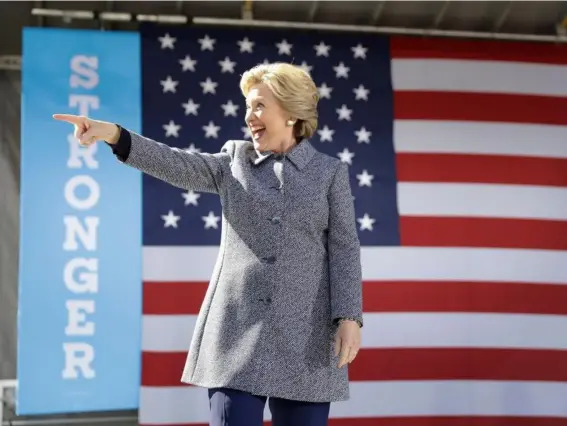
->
xmin=245 ymin=82 xmax=293 ymax=153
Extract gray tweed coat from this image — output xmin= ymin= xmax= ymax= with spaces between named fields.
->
xmin=115 ymin=129 xmax=363 ymax=403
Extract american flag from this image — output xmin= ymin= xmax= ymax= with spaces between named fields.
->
xmin=138 ymin=24 xmax=567 ymax=426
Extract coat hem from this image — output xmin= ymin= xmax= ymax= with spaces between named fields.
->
xmin=180 ymin=377 xmax=350 ymax=403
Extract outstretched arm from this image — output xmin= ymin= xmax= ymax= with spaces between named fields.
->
xmin=111 ymin=126 xmax=231 ymax=194
xmin=53 ymin=114 xmax=231 ymax=194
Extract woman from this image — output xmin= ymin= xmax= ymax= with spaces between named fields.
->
xmin=54 ymin=62 xmax=363 ymax=426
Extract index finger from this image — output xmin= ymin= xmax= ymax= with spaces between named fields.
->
xmin=52 ymin=114 xmax=83 ymax=125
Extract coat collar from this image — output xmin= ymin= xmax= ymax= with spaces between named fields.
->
xmin=251 ymin=139 xmax=316 ymax=170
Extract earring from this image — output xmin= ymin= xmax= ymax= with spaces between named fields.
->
xmin=286 ymin=119 xmax=295 ymax=126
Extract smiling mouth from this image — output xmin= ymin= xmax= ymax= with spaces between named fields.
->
xmin=250 ymin=127 xmax=266 ymax=140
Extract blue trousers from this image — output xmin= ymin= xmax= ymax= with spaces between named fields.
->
xmin=208 ymin=387 xmax=330 ymax=426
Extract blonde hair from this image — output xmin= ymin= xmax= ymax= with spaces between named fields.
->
xmin=240 ymin=62 xmax=319 ymax=140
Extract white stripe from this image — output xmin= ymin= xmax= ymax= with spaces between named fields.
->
xmin=361 ymin=247 xmax=567 ymax=284
xmin=139 ymin=381 xmax=567 ymax=424
xmin=394 ymin=120 xmax=567 ymax=159
xmin=391 ymin=58 xmax=567 ymax=97
xmin=144 ymin=246 xmax=221 ymax=281
xmin=143 ymin=315 xmax=195 ymax=352
xmin=142 ymin=312 xmax=567 ymax=352
xmin=143 ymin=246 xmax=567 ymax=285
xmin=398 ymin=182 xmax=567 ymax=221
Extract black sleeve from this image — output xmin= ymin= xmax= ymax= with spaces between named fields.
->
xmin=105 ymin=125 xmax=132 ymax=162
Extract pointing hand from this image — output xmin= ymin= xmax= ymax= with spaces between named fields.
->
xmin=53 ymin=114 xmax=120 ymax=146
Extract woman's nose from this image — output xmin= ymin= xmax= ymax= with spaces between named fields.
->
xmin=245 ymin=111 xmax=258 ymax=124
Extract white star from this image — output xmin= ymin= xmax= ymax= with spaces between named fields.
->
xmin=353 ymin=84 xmax=369 ymax=101
xmin=221 ymin=100 xmax=239 ymax=117
xmin=182 ymin=190 xmax=200 ymax=206
xmin=202 ymin=211 xmax=221 ymax=229
xmin=356 ymin=170 xmax=374 ymax=187
xmin=182 ymin=99 xmax=200 ymax=116
xmin=242 ymin=126 xmax=252 ymax=139
xmin=160 ymin=76 xmax=178 ymax=93
xmin=336 ymin=104 xmax=353 ymax=121
xmin=298 ymin=61 xmax=313 ymax=74
xmin=219 ymin=56 xmax=236 ymax=73
xmin=318 ymin=83 xmax=333 ymax=99
xmin=357 ymin=213 xmax=375 ymax=231
xmin=317 ymin=125 xmax=334 ymax=142
xmin=162 ymin=210 xmax=180 ymax=228
xmin=355 ymin=127 xmax=372 ymax=143
xmin=185 ymin=143 xmax=201 ymax=153
xmin=314 ymin=41 xmax=331 ymax=57
xmin=179 ymin=55 xmax=197 ymax=72
xmin=337 ymin=148 xmax=355 ymax=165
xmin=238 ymin=37 xmax=255 ymax=53
xmin=276 ymin=39 xmax=293 ymax=55
xmin=158 ymin=33 xmax=176 ymax=49
xmin=203 ymin=121 xmax=220 ymax=138
xmin=198 ymin=34 xmax=216 ymax=51
xmin=200 ymin=77 xmax=218 ymax=94
xmin=352 ymin=43 xmax=368 ymax=59
xmin=163 ymin=120 xmax=181 ymax=137
xmin=333 ymin=62 xmax=350 ymax=79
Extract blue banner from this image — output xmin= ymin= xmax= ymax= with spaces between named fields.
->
xmin=18 ymin=27 xmax=142 ymax=415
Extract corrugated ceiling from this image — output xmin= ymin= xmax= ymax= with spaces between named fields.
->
xmin=1 ymin=1 xmax=567 ymax=59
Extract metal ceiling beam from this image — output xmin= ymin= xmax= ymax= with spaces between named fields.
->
xmin=371 ymin=1 xmax=386 ymax=25
xmin=493 ymin=1 xmax=514 ymax=32
xmin=0 ymin=56 xmax=21 ymax=71
xmin=101 ymin=1 xmax=114 ymax=31
xmin=242 ymin=0 xmax=253 ymax=20
xmin=34 ymin=0 xmax=44 ymax=27
xmin=308 ymin=1 xmax=319 ymax=22
xmin=19 ymin=6 xmax=567 ymax=52
xmin=558 ymin=13 xmax=567 ymax=35
xmin=193 ymin=16 xmax=567 ymax=44
xmin=432 ymin=1 xmax=451 ymax=29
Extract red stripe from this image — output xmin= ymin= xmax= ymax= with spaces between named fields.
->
xmin=349 ymin=348 xmax=567 ymax=382
xmin=390 ymin=35 xmax=567 ymax=65
xmin=396 ymin=153 xmax=567 ymax=187
xmin=144 ymin=281 xmax=208 ymax=314
xmin=399 ymin=216 xmax=567 ymax=251
xmin=145 ymin=280 xmax=567 ymax=316
xmin=394 ymin=91 xmax=567 ymax=126
xmin=363 ymin=280 xmax=567 ymax=315
xmin=141 ymin=348 xmax=567 ymax=387
xmin=141 ymin=351 xmax=188 ymax=387
xmin=142 ymin=418 xmax=567 ymax=426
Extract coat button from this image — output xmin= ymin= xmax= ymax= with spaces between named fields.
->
xmin=265 ymin=297 xmax=272 ymax=304
xmin=271 ymin=216 xmax=281 ymax=225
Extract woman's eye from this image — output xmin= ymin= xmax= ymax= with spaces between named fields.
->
xmin=246 ymin=102 xmax=264 ymax=110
